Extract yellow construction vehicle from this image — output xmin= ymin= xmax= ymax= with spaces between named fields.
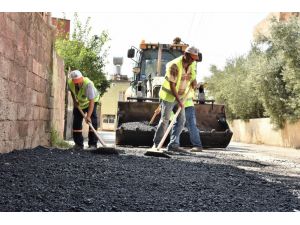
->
xmin=116 ymin=38 xmax=232 ymax=148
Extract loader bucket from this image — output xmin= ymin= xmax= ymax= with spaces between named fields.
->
xmin=116 ymin=101 xmax=232 ymax=148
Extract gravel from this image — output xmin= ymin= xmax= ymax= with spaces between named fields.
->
xmin=0 ymin=146 xmax=299 ymax=212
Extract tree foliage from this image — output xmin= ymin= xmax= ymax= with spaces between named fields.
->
xmin=252 ymin=17 xmax=300 ymax=127
xmin=205 ymin=17 xmax=300 ymax=128
xmin=55 ymin=13 xmax=111 ymax=96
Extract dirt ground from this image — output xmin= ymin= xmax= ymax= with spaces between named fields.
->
xmin=0 ymin=141 xmax=299 ymax=212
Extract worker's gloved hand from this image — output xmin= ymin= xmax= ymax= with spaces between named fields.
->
xmin=85 ymin=116 xmax=91 ymax=124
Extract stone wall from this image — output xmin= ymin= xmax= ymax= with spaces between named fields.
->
xmin=229 ymin=118 xmax=300 ymax=149
xmin=0 ymin=13 xmax=66 ymax=153
xmin=50 ymin=52 xmax=66 ymax=138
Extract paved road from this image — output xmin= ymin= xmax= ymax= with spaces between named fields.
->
xmin=75 ymin=131 xmax=300 ymax=178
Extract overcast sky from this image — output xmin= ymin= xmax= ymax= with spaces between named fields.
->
xmin=52 ymin=12 xmax=269 ymax=82
xmin=4 ymin=0 xmax=297 ymax=82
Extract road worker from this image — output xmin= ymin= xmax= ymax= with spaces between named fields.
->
xmin=153 ymin=46 xmax=199 ymax=153
xmin=68 ymin=70 xmax=100 ymax=150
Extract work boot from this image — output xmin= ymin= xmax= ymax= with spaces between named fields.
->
xmin=168 ymin=146 xmax=189 ymax=154
xmin=86 ymin=145 xmax=97 ymax=151
xmin=70 ymin=144 xmax=84 ymax=151
xmin=191 ymin=146 xmax=203 ymax=152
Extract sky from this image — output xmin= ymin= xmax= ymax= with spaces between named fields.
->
xmin=52 ymin=11 xmax=268 ymax=82
xmin=3 ymin=0 xmax=297 ymax=83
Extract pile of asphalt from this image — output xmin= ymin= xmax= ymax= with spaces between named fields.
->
xmin=119 ymin=121 xmax=155 ymax=132
xmin=0 ymin=146 xmax=299 ymax=212
xmin=119 ymin=122 xmax=212 ymax=132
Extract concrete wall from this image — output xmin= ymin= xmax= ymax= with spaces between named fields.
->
xmin=229 ymin=118 xmax=300 ymax=149
xmin=0 ymin=13 xmax=66 ymax=153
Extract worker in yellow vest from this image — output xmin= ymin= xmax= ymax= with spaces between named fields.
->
xmin=68 ymin=70 xmax=100 ymax=150
xmin=153 ymin=46 xmax=199 ymax=153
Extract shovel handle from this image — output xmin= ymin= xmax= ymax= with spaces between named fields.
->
xmin=76 ymin=106 xmax=107 ymax=147
xmin=149 ymin=105 xmax=161 ymax=125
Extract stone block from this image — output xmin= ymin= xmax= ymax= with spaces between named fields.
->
xmin=33 ymin=75 xmax=41 ymax=92
xmin=0 ymin=36 xmax=5 ymax=55
xmin=14 ymin=63 xmax=27 ymax=85
xmin=26 ymin=105 xmax=34 ymax=120
xmin=15 ymin=83 xmax=26 ymax=103
xmin=26 ymin=56 xmax=33 ymax=74
xmin=17 ymin=121 xmax=28 ymax=137
xmin=0 ymin=99 xmax=8 ymax=120
xmin=33 ymin=106 xmax=40 ymax=120
xmin=40 ymin=78 xmax=46 ymax=93
xmin=17 ymin=103 xmax=27 ymax=120
xmin=31 ymin=90 xmax=38 ymax=106
xmin=0 ymin=121 xmax=11 ymax=140
xmin=24 ymin=136 xmax=32 ymax=149
xmin=32 ymin=58 xmax=39 ymax=75
xmin=27 ymin=121 xmax=35 ymax=136
xmin=26 ymin=72 xmax=35 ymax=89
xmin=3 ymin=37 xmax=15 ymax=61
xmin=0 ymin=55 xmax=5 ymax=79
xmin=9 ymin=121 xmax=18 ymax=140
xmin=8 ymin=81 xmax=17 ymax=102
xmin=16 ymin=28 xmax=26 ymax=52
xmin=8 ymin=61 xmax=17 ymax=83
xmin=13 ymin=139 xmax=25 ymax=151
xmin=5 ymin=16 xmax=16 ymax=41
xmin=15 ymin=50 xmax=27 ymax=68
xmin=0 ymin=141 xmax=13 ymax=153
xmin=0 ymin=77 xmax=8 ymax=100
xmin=40 ymin=133 xmax=50 ymax=147
xmin=40 ymin=93 xmax=48 ymax=108
xmin=36 ymin=92 xmax=43 ymax=106
xmin=6 ymin=101 xmax=17 ymax=121
xmin=40 ymin=107 xmax=50 ymax=121
xmin=0 ymin=13 xmax=7 ymax=38
xmin=31 ymin=133 xmax=40 ymax=149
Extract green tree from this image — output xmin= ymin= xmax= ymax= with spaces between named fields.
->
xmin=252 ymin=17 xmax=300 ymax=128
xmin=205 ymin=55 xmax=265 ymax=120
xmin=55 ymin=13 xmax=111 ymax=96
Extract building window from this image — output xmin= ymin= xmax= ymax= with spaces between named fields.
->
xmin=103 ymin=115 xmax=115 ymax=124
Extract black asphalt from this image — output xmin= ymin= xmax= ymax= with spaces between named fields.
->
xmin=0 ymin=146 xmax=299 ymax=212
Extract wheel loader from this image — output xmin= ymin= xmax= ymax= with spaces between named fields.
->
xmin=116 ymin=38 xmax=233 ymax=148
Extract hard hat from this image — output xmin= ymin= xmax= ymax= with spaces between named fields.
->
xmin=70 ymin=70 xmax=83 ymax=84
xmin=185 ymin=46 xmax=199 ymax=60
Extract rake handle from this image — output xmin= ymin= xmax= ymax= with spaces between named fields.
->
xmin=77 ymin=106 xmax=106 ymax=147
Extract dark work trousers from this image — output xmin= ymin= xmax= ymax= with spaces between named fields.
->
xmin=73 ymin=103 xmax=98 ymax=147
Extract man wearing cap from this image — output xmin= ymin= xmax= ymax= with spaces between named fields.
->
xmin=153 ymin=46 xmax=199 ymax=153
xmin=68 ymin=70 xmax=100 ymax=150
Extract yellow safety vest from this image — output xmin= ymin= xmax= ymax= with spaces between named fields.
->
xmin=159 ymin=56 xmax=196 ymax=102
xmin=68 ymin=77 xmax=100 ymax=109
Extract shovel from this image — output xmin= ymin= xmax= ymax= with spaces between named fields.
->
xmin=144 ymin=86 xmax=192 ymax=158
xmin=77 ymin=106 xmax=119 ymax=155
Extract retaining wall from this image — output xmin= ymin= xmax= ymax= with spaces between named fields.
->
xmin=229 ymin=118 xmax=300 ymax=149
xmin=0 ymin=13 xmax=66 ymax=153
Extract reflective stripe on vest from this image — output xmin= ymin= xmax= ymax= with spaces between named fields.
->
xmin=68 ymin=77 xmax=100 ymax=109
xmin=159 ymin=56 xmax=196 ymax=102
